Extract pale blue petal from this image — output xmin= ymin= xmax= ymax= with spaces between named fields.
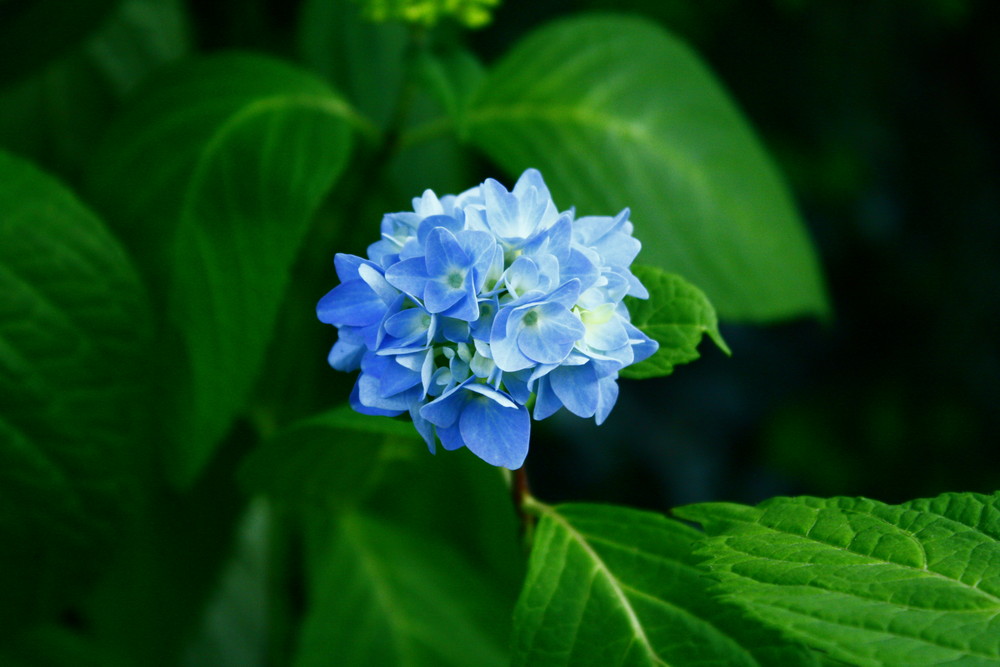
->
xmin=409 ymin=403 xmax=437 ymax=454
xmin=545 ymin=278 xmax=582 ymax=309
xmin=594 ymin=376 xmax=619 ymax=425
xmin=465 ymin=382 xmax=519 ymax=408
xmin=383 ymin=307 xmax=431 ymax=340
xmin=358 ymin=263 xmax=398 ymax=303
xmin=489 ymin=307 xmax=533 ymax=372
xmin=417 ymin=214 xmax=464 ymax=245
xmin=504 ymin=255 xmax=539 ymax=296
xmin=384 ymin=256 xmax=430 ymax=298
xmin=517 ymin=325 xmax=574 ymax=364
xmin=424 ymin=278 xmax=467 ymax=313
xmin=424 ymin=226 xmax=470 ymax=276
xmin=623 ymin=320 xmax=659 ymax=364
xmin=583 ymin=313 xmax=629 ymax=351
xmin=459 ymin=396 xmax=530 ymax=469
xmin=327 ymin=339 xmax=365 ymax=371
xmin=533 ymin=376 xmax=563 ymax=420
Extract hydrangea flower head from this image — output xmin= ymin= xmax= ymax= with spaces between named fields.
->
xmin=318 ymin=169 xmax=657 ymax=469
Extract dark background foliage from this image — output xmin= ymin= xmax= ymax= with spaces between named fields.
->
xmin=479 ymin=0 xmax=1000 ymax=508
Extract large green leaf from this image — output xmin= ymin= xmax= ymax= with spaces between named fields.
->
xmin=0 ymin=0 xmax=189 ymax=179
xmin=622 ymin=264 xmax=729 ymax=380
xmin=466 ymin=14 xmax=828 ymax=322
xmin=0 ymin=150 xmax=150 ymax=629
xmin=295 ymin=511 xmax=512 ymax=667
xmin=297 ymin=0 xmax=407 ymax=129
xmin=87 ymin=54 xmax=357 ymax=485
xmin=512 ymin=503 xmax=818 ymax=666
xmin=239 ymin=405 xmax=422 ymax=508
xmin=676 ymin=491 xmax=1000 ymax=666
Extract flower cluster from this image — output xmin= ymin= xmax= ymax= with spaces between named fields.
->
xmin=317 ymin=169 xmax=657 ymax=469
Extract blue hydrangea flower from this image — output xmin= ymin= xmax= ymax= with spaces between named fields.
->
xmin=317 ymin=169 xmax=657 ymax=469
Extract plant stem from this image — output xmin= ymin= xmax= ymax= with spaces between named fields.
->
xmin=511 ymin=466 xmax=538 ymax=548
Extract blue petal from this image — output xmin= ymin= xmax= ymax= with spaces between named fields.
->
xmin=623 ymin=320 xmax=659 ymax=364
xmin=441 ymin=317 xmax=471 ymax=343
xmin=459 ymin=392 xmax=530 ymax=469
xmin=436 ymin=423 xmax=466 ymax=451
xmin=424 ymin=226 xmax=470 ymax=278
xmin=533 ymin=376 xmax=563 ymax=420
xmin=419 ymin=382 xmax=469 ymax=428
xmin=417 ymin=214 xmax=464 ymax=245
xmin=327 ymin=339 xmax=365 ymax=371
xmin=504 ymin=255 xmax=539 ymax=296
xmin=384 ymin=257 xmax=430 ymax=299
xmin=409 ymin=403 xmax=437 ymax=454
xmin=383 ymin=308 xmax=431 ymax=340
xmin=594 ymin=376 xmax=619 ymax=425
xmin=489 ymin=307 xmax=533 ymax=372
xmin=424 ymin=278 xmax=467 ymax=314
xmin=481 ymin=178 xmax=522 ymax=239
xmin=350 ymin=381 xmax=404 ymax=417
xmin=317 ymin=280 xmax=386 ymax=326
xmin=550 ymin=363 xmax=600 ymax=418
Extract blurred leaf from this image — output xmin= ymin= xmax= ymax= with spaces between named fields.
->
xmin=676 ymin=491 xmax=1000 ymax=667
xmin=466 ymin=14 xmax=829 ymax=322
xmin=0 ymin=0 xmax=119 ymax=86
xmin=83 ymin=431 xmax=248 ymax=667
xmin=298 ymin=0 xmax=407 ymax=129
xmin=0 ymin=150 xmax=150 ymax=630
xmin=414 ymin=48 xmax=485 ymax=126
xmin=0 ymin=625 xmax=132 ymax=667
xmin=295 ymin=511 xmax=511 ymax=667
xmin=362 ymin=446 xmax=525 ymax=592
xmin=87 ymin=54 xmax=357 ymax=486
xmin=621 ymin=264 xmax=730 ymax=380
xmin=239 ymin=405 xmax=421 ymax=508
xmin=513 ymin=503 xmax=818 ymax=666
xmin=0 ymin=0 xmax=189 ymax=179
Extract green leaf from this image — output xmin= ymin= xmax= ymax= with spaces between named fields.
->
xmin=0 ymin=150 xmax=150 ymax=629
xmin=466 ymin=14 xmax=829 ymax=322
xmin=0 ymin=0 xmax=120 ymax=86
xmin=513 ymin=503 xmax=818 ymax=666
xmin=675 ymin=491 xmax=1000 ymax=667
xmin=298 ymin=0 xmax=407 ymax=129
xmin=622 ymin=264 xmax=730 ymax=380
xmin=86 ymin=53 xmax=357 ymax=485
xmin=295 ymin=511 xmax=512 ymax=667
xmin=0 ymin=0 xmax=189 ymax=179
xmin=239 ymin=405 xmax=422 ymax=508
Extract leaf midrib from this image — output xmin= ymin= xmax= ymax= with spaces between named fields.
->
xmin=539 ymin=505 xmax=667 ymax=666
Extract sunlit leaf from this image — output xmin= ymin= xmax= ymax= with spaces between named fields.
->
xmin=513 ymin=503 xmax=818 ymax=666
xmin=622 ymin=264 xmax=730 ymax=380
xmin=676 ymin=491 xmax=1000 ymax=667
